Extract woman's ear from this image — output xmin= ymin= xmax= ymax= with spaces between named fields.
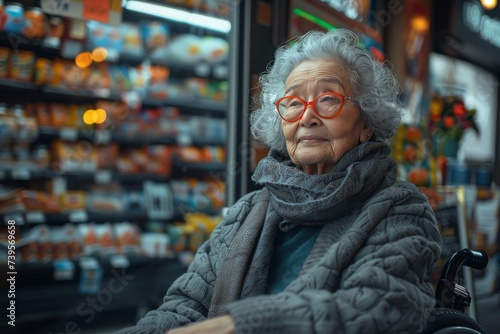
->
xmin=359 ymin=124 xmax=373 ymax=143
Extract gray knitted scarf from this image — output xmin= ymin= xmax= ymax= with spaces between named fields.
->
xmin=208 ymin=141 xmax=397 ymax=317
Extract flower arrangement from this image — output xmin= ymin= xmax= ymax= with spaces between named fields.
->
xmin=429 ymin=94 xmax=479 ymax=141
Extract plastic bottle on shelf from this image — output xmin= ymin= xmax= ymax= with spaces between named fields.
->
xmin=3 ymin=2 xmax=24 ymax=35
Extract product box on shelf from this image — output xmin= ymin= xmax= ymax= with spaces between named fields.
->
xmin=51 ymin=140 xmax=98 ymax=172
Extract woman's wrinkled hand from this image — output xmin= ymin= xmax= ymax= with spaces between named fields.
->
xmin=166 ymin=315 xmax=235 ymax=334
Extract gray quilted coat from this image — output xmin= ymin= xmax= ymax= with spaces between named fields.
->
xmin=118 ymin=180 xmax=442 ymax=334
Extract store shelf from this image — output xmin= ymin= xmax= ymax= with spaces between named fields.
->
xmin=0 ymin=78 xmax=39 ymax=92
xmin=37 ymin=127 xmax=225 ymax=146
xmin=0 ymin=5 xmax=228 ymax=294
xmin=0 ymin=254 xmax=188 ymax=325
xmin=0 ymin=167 xmax=171 ymax=183
xmin=120 ymin=53 xmax=228 ymax=81
xmin=172 ymin=155 xmax=226 ymax=175
xmin=1 ymin=210 xmax=147 ymax=225
xmin=143 ymin=96 xmax=227 ymax=118
xmin=0 ymin=32 xmax=60 ymax=55
xmin=0 ymin=209 xmax=181 ymax=226
xmin=0 ymin=78 xmax=226 ymax=117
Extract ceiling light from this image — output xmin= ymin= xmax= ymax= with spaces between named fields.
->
xmin=124 ymin=0 xmax=231 ymax=33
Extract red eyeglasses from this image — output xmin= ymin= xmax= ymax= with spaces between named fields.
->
xmin=275 ymin=92 xmax=358 ymax=122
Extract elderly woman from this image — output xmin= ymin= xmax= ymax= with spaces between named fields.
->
xmin=118 ymin=28 xmax=441 ymax=334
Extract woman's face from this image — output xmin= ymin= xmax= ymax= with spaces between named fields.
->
xmin=282 ymin=59 xmax=372 ymax=175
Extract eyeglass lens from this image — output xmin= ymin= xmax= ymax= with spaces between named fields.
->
xmin=278 ymin=93 xmax=343 ymax=120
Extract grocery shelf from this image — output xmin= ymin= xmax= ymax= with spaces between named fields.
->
xmin=0 ymin=253 xmax=188 ymax=325
xmin=0 ymin=9 xmax=228 ymax=314
xmin=0 ymin=167 xmax=171 ymax=183
xmin=0 ymin=158 xmax=225 ymax=183
xmin=142 ymin=96 xmax=227 ymax=118
xmin=0 ymin=77 xmax=38 ymax=91
xmin=1 ymin=209 xmax=158 ymax=225
xmin=37 ymin=127 xmax=225 ymax=146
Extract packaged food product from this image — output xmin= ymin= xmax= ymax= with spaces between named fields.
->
xmin=140 ymin=232 xmax=171 ymax=258
xmin=115 ymin=222 xmax=141 ymax=255
xmin=0 ymin=47 xmax=9 ymax=78
xmin=58 ymin=190 xmax=87 ymax=210
xmin=23 ymin=7 xmax=45 ymax=39
xmin=34 ymin=102 xmax=51 ymax=127
xmin=87 ymin=21 xmax=123 ymax=61
xmin=120 ymin=22 xmax=144 ymax=58
xmin=34 ymin=58 xmax=52 ymax=84
xmin=32 ymin=145 xmax=50 ymax=168
xmin=50 ymin=103 xmax=67 ymax=128
xmin=9 ymin=50 xmax=35 ymax=81
xmin=52 ymin=140 xmax=98 ymax=172
xmin=20 ymin=190 xmax=62 ymax=213
xmin=0 ymin=1 xmax=5 ymax=32
xmin=3 ymin=2 xmax=24 ymax=34
xmin=0 ymin=102 xmax=16 ymax=138
xmin=140 ymin=21 xmax=169 ymax=51
xmin=43 ymin=16 xmax=65 ymax=48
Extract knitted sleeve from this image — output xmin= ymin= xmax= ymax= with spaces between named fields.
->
xmin=115 ymin=191 xmax=259 ymax=334
xmin=225 ymin=183 xmax=442 ymax=334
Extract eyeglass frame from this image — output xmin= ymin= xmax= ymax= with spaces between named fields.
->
xmin=274 ymin=91 xmax=359 ymax=122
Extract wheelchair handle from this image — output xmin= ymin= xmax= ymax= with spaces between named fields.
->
xmin=441 ymin=248 xmax=488 ymax=282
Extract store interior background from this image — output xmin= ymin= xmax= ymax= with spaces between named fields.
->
xmin=0 ymin=0 xmax=499 ymax=333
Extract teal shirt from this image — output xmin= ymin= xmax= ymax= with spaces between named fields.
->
xmin=267 ymin=226 xmax=322 ymax=294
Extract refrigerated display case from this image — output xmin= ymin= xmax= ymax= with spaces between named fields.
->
xmin=0 ymin=0 xmax=232 ymax=331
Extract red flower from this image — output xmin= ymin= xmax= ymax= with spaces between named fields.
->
xmin=428 ymin=94 xmax=479 ymax=142
xmin=443 ymin=115 xmax=455 ymax=128
xmin=453 ymin=102 xmax=467 ymax=119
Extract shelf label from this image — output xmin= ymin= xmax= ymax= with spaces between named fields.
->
xmin=53 ymin=259 xmax=75 ymax=281
xmin=60 ymin=127 xmax=78 ymax=141
xmin=95 ymin=170 xmax=112 ymax=184
xmin=3 ymin=214 xmax=24 ymax=225
xmin=79 ymin=256 xmax=99 ymax=270
xmin=110 ymin=254 xmax=130 ymax=268
xmin=26 ymin=211 xmax=46 ymax=224
xmin=194 ymin=63 xmax=211 ymax=77
xmin=94 ymin=130 xmax=111 ymax=144
xmin=11 ymin=169 xmax=30 ymax=180
xmin=41 ymin=0 xmax=121 ymax=25
xmin=69 ymin=210 xmax=88 ymax=223
xmin=213 ymin=64 xmax=228 ymax=79
xmin=83 ymin=0 xmax=109 ymax=22
xmin=41 ymin=0 xmax=72 ymax=15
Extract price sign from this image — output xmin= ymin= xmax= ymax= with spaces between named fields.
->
xmin=11 ymin=169 xmax=30 ymax=180
xmin=69 ymin=210 xmax=88 ymax=223
xmin=83 ymin=0 xmax=110 ymax=22
xmin=94 ymin=170 xmax=112 ymax=184
xmin=110 ymin=254 xmax=130 ymax=268
xmin=53 ymin=259 xmax=75 ymax=281
xmin=26 ymin=211 xmax=46 ymax=224
xmin=94 ymin=130 xmax=111 ymax=144
xmin=41 ymin=0 xmax=121 ymax=25
xmin=41 ymin=0 xmax=72 ymax=16
xmin=194 ymin=63 xmax=211 ymax=77
xmin=60 ymin=128 xmax=78 ymax=141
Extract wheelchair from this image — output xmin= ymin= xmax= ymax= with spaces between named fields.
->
xmin=423 ymin=248 xmax=489 ymax=334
